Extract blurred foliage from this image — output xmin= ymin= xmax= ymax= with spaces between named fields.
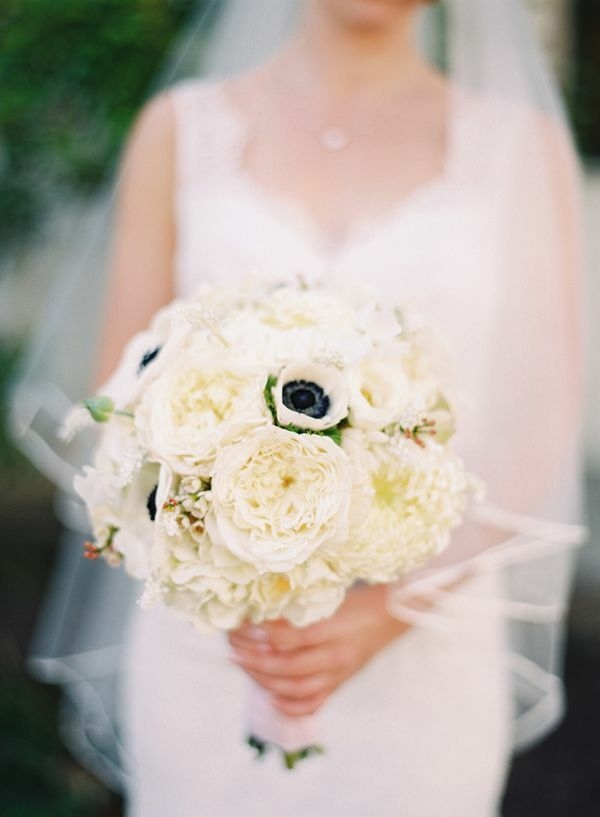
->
xmin=0 ymin=0 xmax=198 ymax=252
xmin=0 ymin=341 xmax=23 ymax=468
xmin=0 ymin=673 xmax=120 ymax=817
xmin=572 ymin=0 xmax=600 ymax=160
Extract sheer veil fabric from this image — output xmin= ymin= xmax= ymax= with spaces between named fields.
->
xmin=10 ymin=0 xmax=586 ymax=793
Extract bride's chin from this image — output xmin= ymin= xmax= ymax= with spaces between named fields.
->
xmin=316 ymin=0 xmax=420 ymax=31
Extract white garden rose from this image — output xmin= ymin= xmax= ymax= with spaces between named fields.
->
xmin=135 ymin=352 xmax=270 ymax=475
xmin=273 ymin=362 xmax=349 ymax=431
xmin=148 ymin=463 xmax=349 ymax=629
xmin=348 ymin=349 xmax=412 ymax=430
xmin=206 ymin=426 xmax=351 ymax=573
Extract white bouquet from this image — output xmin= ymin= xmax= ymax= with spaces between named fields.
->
xmin=66 ymin=278 xmax=477 ymax=767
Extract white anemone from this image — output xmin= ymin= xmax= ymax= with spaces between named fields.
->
xmin=273 ymin=362 xmax=349 ymax=431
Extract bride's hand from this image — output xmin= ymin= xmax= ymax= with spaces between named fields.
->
xmin=227 ymin=584 xmax=409 ymax=717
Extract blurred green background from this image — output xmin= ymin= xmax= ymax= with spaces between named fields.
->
xmin=1 ymin=1 xmax=599 ymax=816
xmin=0 ymin=2 xmax=199 ymax=815
xmin=0 ymin=0 xmax=198 ymax=254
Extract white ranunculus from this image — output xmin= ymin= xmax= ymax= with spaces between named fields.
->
xmin=272 ymin=362 xmax=349 ymax=431
xmin=135 ymin=352 xmax=271 ymax=475
xmin=206 ymin=426 xmax=351 ymax=573
xmin=348 ymin=349 xmax=413 ymax=430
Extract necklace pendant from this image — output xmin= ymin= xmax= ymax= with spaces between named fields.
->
xmin=318 ymin=127 xmax=350 ymax=152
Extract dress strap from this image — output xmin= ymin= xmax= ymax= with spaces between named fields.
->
xmin=168 ymin=78 xmax=247 ymax=189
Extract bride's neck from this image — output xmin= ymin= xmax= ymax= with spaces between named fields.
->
xmin=283 ymin=7 xmax=424 ymax=98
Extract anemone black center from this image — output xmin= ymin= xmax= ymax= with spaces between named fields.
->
xmin=282 ymin=380 xmax=330 ymax=419
xmin=146 ymin=486 xmax=158 ymax=521
xmin=138 ymin=346 xmax=161 ymax=375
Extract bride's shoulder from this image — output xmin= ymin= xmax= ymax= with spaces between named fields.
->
xmin=122 ymin=77 xmax=226 ymax=169
xmin=130 ymin=77 xmax=223 ymax=137
xmin=452 ymin=85 xmax=575 ymax=164
xmin=119 ymin=91 xmax=175 ymax=181
xmin=166 ymin=75 xmax=223 ymax=101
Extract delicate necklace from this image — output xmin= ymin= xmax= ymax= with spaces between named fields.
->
xmin=317 ymin=126 xmax=352 ymax=152
xmin=292 ymin=99 xmax=404 ymax=153
xmin=274 ymin=59 xmax=420 ymax=153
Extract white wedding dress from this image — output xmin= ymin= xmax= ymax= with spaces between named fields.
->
xmin=121 ymin=78 xmax=514 ymax=817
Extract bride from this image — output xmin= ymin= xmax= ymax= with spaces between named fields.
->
xmin=18 ymin=0 xmax=584 ymax=815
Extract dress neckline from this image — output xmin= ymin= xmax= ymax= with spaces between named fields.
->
xmin=205 ymin=78 xmax=460 ymax=260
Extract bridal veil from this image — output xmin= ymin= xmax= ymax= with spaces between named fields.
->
xmin=9 ymin=0 xmax=586 ymax=790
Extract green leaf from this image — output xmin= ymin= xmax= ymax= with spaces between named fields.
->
xmin=246 ymin=734 xmax=268 ymax=758
xmin=263 ymin=374 xmax=278 ymax=421
xmin=83 ymin=395 xmax=114 ymax=423
xmin=282 ymin=423 xmax=306 ymax=435
xmin=321 ymin=425 xmax=342 ymax=446
xmin=246 ymin=733 xmax=324 ymax=769
xmin=282 ymin=745 xmax=325 ymax=770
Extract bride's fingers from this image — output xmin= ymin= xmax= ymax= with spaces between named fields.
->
xmin=239 ymin=667 xmax=333 ymax=700
xmin=270 ymin=691 xmax=330 ymax=717
xmin=267 ymin=621 xmax=334 ymax=651
xmin=232 ymin=619 xmax=333 ymax=652
xmin=227 ymin=630 xmax=274 ymax=654
xmin=230 ymin=643 xmax=352 ymax=678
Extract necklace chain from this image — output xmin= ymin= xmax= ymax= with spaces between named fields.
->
xmin=272 ymin=62 xmax=418 ymax=153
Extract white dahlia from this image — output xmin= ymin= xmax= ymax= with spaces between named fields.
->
xmin=333 ymin=429 xmax=471 ymax=583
